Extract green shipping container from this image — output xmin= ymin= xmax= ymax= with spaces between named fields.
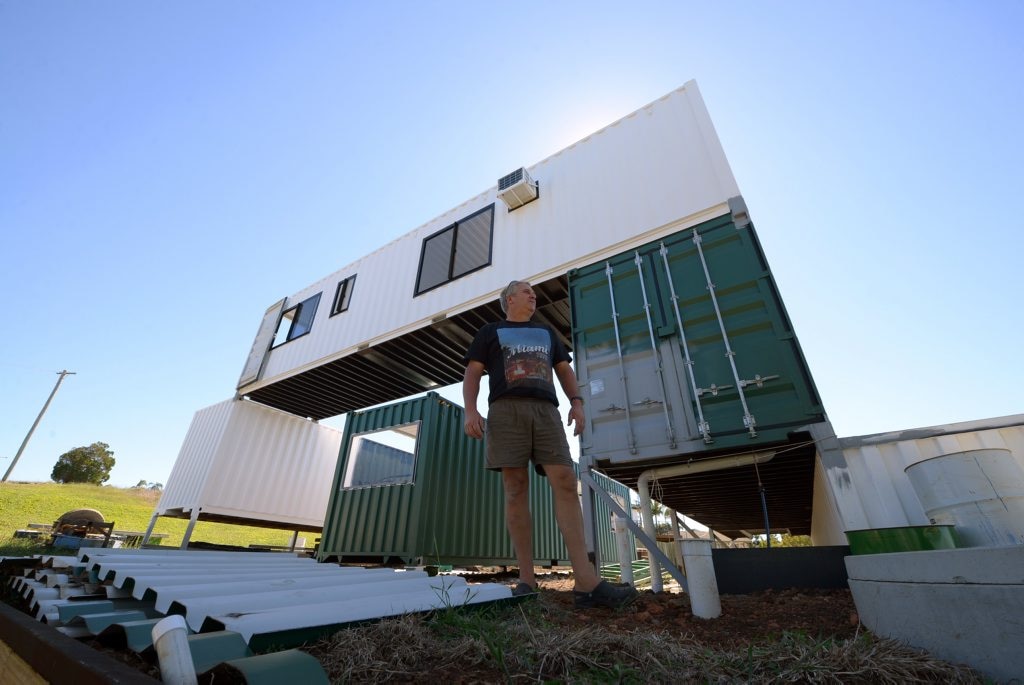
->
xmin=318 ymin=392 xmax=636 ymax=567
xmin=569 ymin=210 xmax=826 ymax=464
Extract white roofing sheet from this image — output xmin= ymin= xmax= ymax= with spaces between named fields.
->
xmin=10 ymin=548 xmax=514 ymax=649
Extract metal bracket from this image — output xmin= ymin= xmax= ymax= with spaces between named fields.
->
xmin=696 ymin=383 xmax=733 ymax=397
xmin=728 ymin=195 xmax=752 ymax=229
xmin=632 ymin=397 xmax=664 ymax=407
xmin=739 ymin=374 xmax=780 ymax=389
xmin=599 ymin=404 xmax=626 ymax=414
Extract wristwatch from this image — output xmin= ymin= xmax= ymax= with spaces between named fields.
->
xmin=569 ymin=395 xmax=585 ymax=405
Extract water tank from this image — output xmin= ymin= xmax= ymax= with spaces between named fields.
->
xmin=905 ymin=448 xmax=1024 ymax=547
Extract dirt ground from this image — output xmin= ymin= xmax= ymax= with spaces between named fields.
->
xmin=65 ymin=567 xmax=983 ymax=683
xmin=510 ymin=569 xmax=860 ymax=646
xmin=303 ymin=568 xmax=986 ymax=684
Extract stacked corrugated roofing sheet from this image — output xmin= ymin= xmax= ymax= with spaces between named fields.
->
xmin=3 ymin=548 xmax=513 ymax=681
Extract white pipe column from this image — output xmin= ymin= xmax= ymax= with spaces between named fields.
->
xmin=638 ymin=451 xmax=775 ymax=593
xmin=611 ymin=514 xmax=634 ymax=585
xmin=668 ymin=508 xmax=684 ymax=567
xmin=152 ymin=615 xmax=197 ymax=685
xmin=680 ymin=539 xmax=721 ymax=618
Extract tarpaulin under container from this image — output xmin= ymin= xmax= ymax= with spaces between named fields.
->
xmin=318 ymin=392 xmax=634 ymax=567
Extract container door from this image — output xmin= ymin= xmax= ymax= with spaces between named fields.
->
xmin=572 ymin=249 xmax=692 ymax=459
xmin=237 ymin=298 xmax=286 ymax=389
xmin=652 ymin=215 xmax=825 ymax=447
xmin=570 ymin=211 xmax=826 ymax=463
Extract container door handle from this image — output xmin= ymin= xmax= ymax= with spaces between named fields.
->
xmin=604 ymin=262 xmax=638 ymax=454
xmin=635 ymin=251 xmax=677 ymax=449
xmin=692 ymin=229 xmax=757 ymax=437
xmin=660 ymin=242 xmax=712 ymax=443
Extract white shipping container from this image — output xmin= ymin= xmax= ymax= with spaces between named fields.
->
xmin=241 ymin=81 xmax=741 ymax=393
xmin=156 ymin=399 xmax=343 ymax=530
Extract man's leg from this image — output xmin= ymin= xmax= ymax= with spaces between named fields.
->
xmin=543 ymin=464 xmax=601 ymax=592
xmin=501 ymin=467 xmax=536 ymax=588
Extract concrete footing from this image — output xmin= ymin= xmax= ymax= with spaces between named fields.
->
xmin=846 ymin=545 xmax=1024 ymax=682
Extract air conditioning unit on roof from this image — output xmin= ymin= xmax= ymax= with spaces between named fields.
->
xmin=497 ymin=167 xmax=539 ymax=210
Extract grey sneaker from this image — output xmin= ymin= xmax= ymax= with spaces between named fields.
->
xmin=511 ymin=582 xmax=537 ymax=597
xmin=574 ymin=580 xmax=638 ymax=609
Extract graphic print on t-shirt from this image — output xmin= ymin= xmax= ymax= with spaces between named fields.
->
xmin=497 ymin=327 xmax=552 ymax=389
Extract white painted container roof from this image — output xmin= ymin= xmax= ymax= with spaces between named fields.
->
xmin=241 ymin=81 xmax=740 ymax=401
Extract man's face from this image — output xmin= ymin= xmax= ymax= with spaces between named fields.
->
xmin=506 ymin=283 xmax=536 ymax=318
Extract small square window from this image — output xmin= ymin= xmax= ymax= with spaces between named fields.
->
xmin=331 ymin=275 xmax=356 ymax=316
xmin=271 ymin=292 xmax=321 ymax=347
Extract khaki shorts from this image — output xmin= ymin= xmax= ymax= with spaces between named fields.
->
xmin=485 ymin=397 xmax=573 ymax=476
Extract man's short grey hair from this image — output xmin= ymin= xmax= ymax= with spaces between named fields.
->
xmin=499 ymin=280 xmax=530 ymax=315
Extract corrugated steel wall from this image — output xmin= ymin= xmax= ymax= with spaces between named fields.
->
xmin=819 ymin=415 xmax=1024 ymax=536
xmin=247 ymin=82 xmax=740 ymax=391
xmin=570 ymin=211 xmax=825 ymax=462
xmin=319 ymin=393 xmax=572 ymax=566
xmin=156 ymin=399 xmax=343 ymax=529
xmin=589 ymin=469 xmax=637 ymax=563
xmin=157 ymin=399 xmax=235 ymax=513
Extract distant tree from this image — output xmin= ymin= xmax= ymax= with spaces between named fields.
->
xmin=148 ymin=482 xmax=163 ymax=491
xmin=632 ymin=499 xmax=674 ymax=534
xmin=750 ymin=533 xmax=813 ymax=547
xmin=133 ymin=479 xmax=163 ymax=491
xmin=51 ymin=442 xmax=116 ymax=484
xmin=134 ymin=479 xmax=148 ymax=488
xmin=777 ymin=534 xmax=812 ymax=547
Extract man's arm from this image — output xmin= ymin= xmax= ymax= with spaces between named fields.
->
xmin=554 ymin=361 xmax=586 ymax=437
xmin=463 ymin=360 xmax=486 ymax=439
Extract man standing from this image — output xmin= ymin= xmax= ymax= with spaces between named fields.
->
xmin=463 ymin=280 xmax=638 ymax=608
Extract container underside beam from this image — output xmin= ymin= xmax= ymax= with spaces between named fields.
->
xmin=244 ymin=277 xmax=570 ymax=420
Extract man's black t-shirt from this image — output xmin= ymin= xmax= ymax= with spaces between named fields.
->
xmin=464 ymin=320 xmax=571 ymax=406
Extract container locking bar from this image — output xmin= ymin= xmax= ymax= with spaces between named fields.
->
xmin=696 ymin=383 xmax=733 ymax=397
xmin=634 ymin=251 xmax=676 ymax=449
xmin=604 ymin=262 xmax=637 ymax=454
xmin=692 ymin=229 xmax=757 ymax=437
xmin=739 ymin=374 xmax=779 ymax=389
xmin=659 ymin=242 xmax=712 ymax=443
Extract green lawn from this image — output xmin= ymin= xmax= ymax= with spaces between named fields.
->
xmin=0 ymin=481 xmax=321 ymax=555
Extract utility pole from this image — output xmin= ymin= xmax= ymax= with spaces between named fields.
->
xmin=2 ymin=370 xmax=76 ymax=482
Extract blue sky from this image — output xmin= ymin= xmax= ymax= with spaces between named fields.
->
xmin=1 ymin=1 xmax=1021 ymax=488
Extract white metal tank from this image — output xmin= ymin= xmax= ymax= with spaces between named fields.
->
xmin=905 ymin=448 xmax=1024 ymax=547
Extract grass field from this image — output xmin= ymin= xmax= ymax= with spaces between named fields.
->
xmin=0 ymin=481 xmax=321 ymax=555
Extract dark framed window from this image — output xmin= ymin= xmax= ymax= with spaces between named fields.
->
xmin=331 ymin=275 xmax=356 ymax=316
xmin=271 ymin=292 xmax=321 ymax=347
xmin=414 ymin=204 xmax=494 ymax=295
